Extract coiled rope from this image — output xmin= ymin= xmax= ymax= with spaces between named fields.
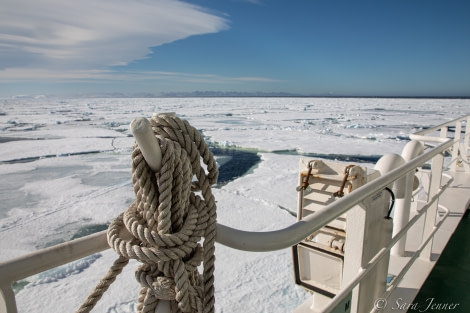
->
xmin=76 ymin=113 xmax=218 ymax=313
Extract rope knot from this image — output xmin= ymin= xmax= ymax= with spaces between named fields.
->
xmin=78 ymin=114 xmax=218 ymax=313
xmin=107 ymin=114 xmax=217 ymax=313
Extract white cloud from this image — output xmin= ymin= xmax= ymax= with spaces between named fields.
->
xmin=0 ymin=67 xmax=282 ymax=87
xmin=0 ymin=0 xmax=228 ymax=71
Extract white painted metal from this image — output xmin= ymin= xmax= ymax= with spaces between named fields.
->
xmin=375 ymin=154 xmax=406 ymax=197
xmin=0 ymin=231 xmax=108 ymax=313
xmin=341 ymin=186 xmax=389 ymax=313
xmin=0 ymin=285 xmax=16 ymax=313
xmin=411 ymin=114 xmax=468 ymax=139
xmin=130 ymin=117 xmax=162 ymax=172
xmin=464 ymin=116 xmax=470 ymax=160
xmin=456 ymin=116 xmax=470 ymax=171
xmin=392 ymin=141 xmax=424 ymax=256
xmin=322 ymin=204 xmax=450 ymax=313
xmin=378 ymin=204 xmax=452 ymax=309
xmin=216 ymin=139 xmax=453 ymax=252
xmin=410 ymin=114 xmax=469 ymax=171
xmin=314 ymin=171 xmax=454 ymax=313
xmin=326 ymin=154 xmax=402 ymax=313
xmin=293 ymin=159 xmax=374 ymax=312
xmin=450 ymin=121 xmax=462 ymax=172
xmin=420 ymin=149 xmax=445 ymax=261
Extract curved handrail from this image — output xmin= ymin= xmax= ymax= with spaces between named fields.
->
xmin=215 ymin=138 xmax=453 ymax=251
xmin=126 ymin=116 xmax=455 ymax=251
xmin=0 ymin=139 xmax=454 ymax=284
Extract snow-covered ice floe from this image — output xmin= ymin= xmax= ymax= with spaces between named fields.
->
xmin=0 ymin=97 xmax=469 ymax=313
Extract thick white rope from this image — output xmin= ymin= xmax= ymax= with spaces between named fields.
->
xmin=76 ymin=113 xmax=218 ymax=313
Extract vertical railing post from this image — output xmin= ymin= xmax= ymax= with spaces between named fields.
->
xmin=392 ymin=141 xmax=424 ymax=256
xmin=0 ymin=284 xmax=18 ymax=313
xmin=459 ymin=117 xmax=470 ymax=172
xmin=342 ymin=154 xmax=401 ymax=313
xmin=464 ymin=117 xmax=470 ymax=153
xmin=420 ymin=151 xmax=445 ymax=261
xmin=440 ymin=125 xmax=448 ymax=138
xmin=342 ymin=198 xmax=387 ymax=313
xmin=450 ymin=121 xmax=462 ymax=172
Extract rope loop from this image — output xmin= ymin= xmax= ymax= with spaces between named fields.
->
xmin=77 ymin=113 xmax=218 ymax=313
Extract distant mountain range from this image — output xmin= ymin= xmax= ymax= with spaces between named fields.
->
xmin=5 ymin=92 xmax=469 ymax=99
xmin=159 ymin=91 xmax=300 ymax=97
xmin=76 ymin=91 xmax=470 ymax=99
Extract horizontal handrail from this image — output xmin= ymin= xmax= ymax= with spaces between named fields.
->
xmin=411 ymin=114 xmax=469 ymax=137
xmin=0 ymin=139 xmax=454 ymax=286
xmin=216 ymin=138 xmax=453 ymax=251
xmin=408 ymin=135 xmax=449 ymax=143
xmin=322 ymin=200 xmax=450 ymax=313
xmin=379 ymin=203 xmax=451 ymax=304
xmin=411 ymin=114 xmax=469 ymax=173
xmin=322 ymin=183 xmax=453 ymax=313
xmin=0 ymin=231 xmax=108 ymax=284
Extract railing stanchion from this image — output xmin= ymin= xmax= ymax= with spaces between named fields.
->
xmin=450 ymin=121 xmax=462 ymax=172
xmin=465 ymin=117 xmax=470 ymax=153
xmin=0 ymin=284 xmax=17 ymax=313
xmin=459 ymin=117 xmax=470 ymax=172
xmin=420 ymin=151 xmax=445 ymax=261
xmin=393 ymin=141 xmax=424 ymax=256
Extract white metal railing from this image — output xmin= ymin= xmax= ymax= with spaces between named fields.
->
xmin=0 ymin=114 xmax=469 ymax=313
xmin=410 ymin=114 xmax=470 ymax=172
xmin=323 ymin=190 xmax=452 ymax=313
xmin=216 ymin=139 xmax=453 ymax=251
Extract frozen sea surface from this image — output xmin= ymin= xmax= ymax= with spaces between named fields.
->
xmin=0 ymin=97 xmax=469 ymax=313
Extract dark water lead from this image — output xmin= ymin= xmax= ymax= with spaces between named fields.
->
xmin=272 ymin=149 xmax=382 ymax=164
xmin=66 ymin=148 xmax=387 ymax=243
xmin=11 ymin=147 xmax=397 ymax=294
xmin=410 ymin=209 xmax=470 ymax=312
xmin=71 ymin=224 xmax=109 ymax=240
xmin=211 ymin=147 xmax=261 ymax=186
xmin=67 ymin=148 xmax=262 ymax=241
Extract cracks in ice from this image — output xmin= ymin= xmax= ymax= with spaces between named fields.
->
xmin=0 ymin=179 xmax=131 ymax=233
xmin=0 ymin=136 xmax=120 ymax=165
xmin=278 ymin=205 xmax=297 ymax=218
xmin=219 ymin=188 xmax=296 ymax=219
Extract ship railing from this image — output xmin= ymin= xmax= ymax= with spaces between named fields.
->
xmin=410 ymin=114 xmax=470 ymax=172
xmin=315 ymin=114 xmax=469 ymax=313
xmin=0 ymin=114 xmax=469 ymax=313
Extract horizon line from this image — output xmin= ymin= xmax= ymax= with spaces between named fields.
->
xmin=3 ymin=91 xmax=470 ymax=100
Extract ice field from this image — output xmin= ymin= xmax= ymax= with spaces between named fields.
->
xmin=0 ymin=97 xmax=469 ymax=313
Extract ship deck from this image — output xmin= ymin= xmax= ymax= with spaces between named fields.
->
xmin=385 ymin=169 xmax=470 ymax=312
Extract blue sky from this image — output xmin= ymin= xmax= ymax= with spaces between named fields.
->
xmin=1 ymin=0 xmax=469 ymax=97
